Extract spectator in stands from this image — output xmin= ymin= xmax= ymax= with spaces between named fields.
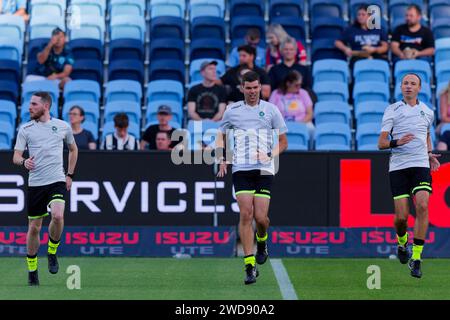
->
xmin=141 ymin=105 xmax=180 ymax=150
xmin=155 ymin=131 xmax=172 ymax=151
xmin=437 ymin=82 xmax=450 ymax=135
xmin=437 ymin=131 xmax=450 ymax=151
xmin=187 ymin=60 xmax=227 ymax=121
xmin=68 ymin=105 xmax=96 ymax=150
xmin=0 ymin=0 xmax=29 ymax=21
xmin=25 ymin=28 xmax=74 ymax=90
xmin=266 ymin=24 xmax=307 ymax=72
xmin=335 ymin=4 xmax=388 ymax=68
xmin=228 ymin=28 xmax=265 ymax=68
xmin=101 ymin=113 xmax=139 ymax=150
xmin=269 ymin=71 xmax=314 ymax=136
xmin=269 ymin=37 xmax=313 ymax=93
xmin=391 ymin=4 xmax=435 ymax=63
xmin=218 ymin=45 xmax=271 ymax=103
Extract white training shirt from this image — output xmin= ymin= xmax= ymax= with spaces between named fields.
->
xmin=380 ymin=100 xmax=434 ymax=172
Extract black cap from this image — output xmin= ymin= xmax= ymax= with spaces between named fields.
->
xmin=52 ymin=27 xmax=65 ymax=36
xmin=200 ymin=60 xmax=218 ymax=71
xmin=157 ymin=105 xmax=172 ymax=115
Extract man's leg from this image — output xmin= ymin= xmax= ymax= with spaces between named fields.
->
xmin=393 ymin=197 xmax=411 ymax=264
xmin=412 ymin=191 xmax=430 ymax=260
xmin=47 ymin=201 xmax=65 ymax=274
xmin=27 ymin=218 xmax=43 ymax=286
xmin=254 ymin=196 xmax=270 ymax=265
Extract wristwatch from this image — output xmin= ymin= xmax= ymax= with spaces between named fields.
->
xmin=66 ymin=173 xmax=75 ymax=179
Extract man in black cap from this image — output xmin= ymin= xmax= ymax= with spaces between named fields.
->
xmin=141 ymin=105 xmax=179 ymax=150
xmin=26 ymin=27 xmax=74 ymax=90
xmin=187 ymin=60 xmax=227 ymax=122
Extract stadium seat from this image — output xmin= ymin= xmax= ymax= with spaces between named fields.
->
xmin=353 ymin=81 xmax=390 ymax=105
xmin=69 ymin=0 xmax=106 ymax=17
xmin=27 ymin=38 xmax=48 ymax=64
xmin=187 ymin=120 xmax=220 ymax=150
xmin=285 ymin=121 xmax=309 ymax=150
xmin=0 ymin=15 xmax=26 ymax=43
xmin=311 ymin=38 xmax=346 ymax=62
xmin=104 ymin=101 xmax=141 ymax=124
xmin=105 ymin=80 xmax=142 ymax=104
xmin=149 ymin=16 xmax=185 ymax=39
xmin=0 ymin=80 xmax=18 ymax=102
xmin=109 ymin=39 xmax=144 ymax=62
xmin=313 ymin=81 xmax=349 ymax=102
xmin=22 ymin=80 xmax=59 ymax=105
xmin=394 ymin=83 xmax=432 ymax=104
xmin=310 ymin=0 xmax=343 ymax=18
xmin=311 ymin=17 xmax=346 ymax=40
xmin=108 ymin=59 xmax=144 ymax=84
xmin=270 ymin=17 xmax=306 ymax=43
xmin=230 ymin=16 xmax=265 ymax=48
xmin=82 ymin=120 xmax=99 ymax=141
xmin=349 ymin=0 xmax=384 ymax=20
xmin=0 ymin=120 xmax=14 ymax=149
xmin=436 ymin=61 xmax=450 ymax=84
xmin=312 ymin=59 xmax=349 ymax=83
xmin=191 ymin=17 xmax=226 ymax=41
xmin=149 ymin=38 xmax=185 ymax=61
xmin=71 ymin=59 xmax=104 ymax=83
xmin=0 ymin=37 xmax=22 ymax=63
xmin=0 ymin=60 xmax=20 ymax=83
xmin=102 ymin=120 xmax=140 ymax=140
xmin=189 ymin=0 xmax=225 ymax=20
xmin=62 ymin=100 xmax=100 ymax=125
xmin=190 ymin=59 xmax=226 ymax=82
xmin=356 ymin=123 xmax=381 ymax=151
xmin=110 ymin=15 xmax=146 ymax=43
xmin=230 ymin=0 xmax=264 ymax=17
xmin=149 ymin=59 xmax=185 ymax=83
xmin=432 ymin=18 xmax=450 ymax=39
xmin=110 ymin=0 xmax=146 ymax=17
xmin=29 ymin=16 xmax=65 ymax=40
xmin=435 ymin=38 xmax=450 ymax=64
xmin=149 ymin=0 xmax=186 ymax=18
xmin=146 ymin=100 xmax=183 ymax=124
xmin=64 ymin=80 xmax=101 ymax=104
xmin=0 ymin=100 xmax=17 ymax=124
xmin=314 ymin=101 xmax=351 ymax=125
xmin=441 ymin=123 xmax=450 ymax=134
xmin=69 ymin=39 xmax=104 ymax=60
xmin=269 ymin=0 xmax=303 ymax=19
xmin=20 ymin=100 xmax=59 ymax=121
xmin=146 ymin=80 xmax=184 ymax=104
xmin=394 ymin=60 xmax=432 ymax=84
xmin=30 ymin=0 xmax=66 ymax=17
xmin=355 ymin=101 xmax=387 ymax=125
xmin=429 ymin=0 xmax=450 ymax=23
xmin=190 ymin=38 xmax=226 ymax=60
xmin=353 ymin=59 xmax=390 ymax=83
xmin=389 ymin=0 xmax=424 ymax=27
xmin=68 ymin=16 xmax=105 ymax=43
xmin=314 ymin=123 xmax=352 ymax=150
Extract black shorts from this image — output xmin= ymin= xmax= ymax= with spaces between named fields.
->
xmin=389 ymin=167 xmax=432 ymax=200
xmin=232 ymin=170 xmax=274 ymax=199
xmin=27 ymin=182 xmax=66 ymax=219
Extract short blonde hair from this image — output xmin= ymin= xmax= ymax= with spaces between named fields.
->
xmin=267 ymin=24 xmax=289 ymax=48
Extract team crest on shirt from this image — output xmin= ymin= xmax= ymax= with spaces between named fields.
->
xmin=52 ymin=126 xmax=57 ymax=132
xmin=259 ymin=111 xmax=265 ymax=117
xmin=420 ymin=111 xmax=425 ymax=116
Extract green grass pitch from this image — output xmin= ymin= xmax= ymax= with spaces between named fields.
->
xmin=1 ymin=258 xmax=449 ymax=300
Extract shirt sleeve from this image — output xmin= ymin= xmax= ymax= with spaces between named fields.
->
xmin=87 ymin=130 xmax=95 ymax=144
xmin=17 ymin=0 xmax=27 ymax=9
xmin=391 ymin=26 xmax=401 ymax=42
xmin=271 ymin=106 xmax=288 ymax=135
xmin=380 ymin=106 xmax=394 ymax=132
xmin=422 ymin=28 xmax=435 ymax=49
xmin=64 ymin=47 xmax=75 ymax=66
xmin=218 ymin=108 xmax=232 ymax=133
xmin=187 ymin=86 xmax=198 ymax=102
xmin=301 ymin=89 xmax=313 ymax=109
xmin=218 ymin=86 xmax=227 ymax=103
xmin=228 ymin=48 xmax=239 ymax=67
xmin=14 ymin=126 xmax=27 ymax=151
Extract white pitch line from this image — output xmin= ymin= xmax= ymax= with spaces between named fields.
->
xmin=270 ymin=259 xmax=299 ymax=300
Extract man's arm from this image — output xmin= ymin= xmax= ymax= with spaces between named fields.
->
xmin=37 ymin=38 xmax=57 ymax=64
xmin=187 ymin=102 xmax=203 ymax=121
xmin=12 ymin=150 xmax=25 ymax=166
xmin=378 ymin=131 xmax=415 ymax=150
xmin=415 ymin=47 xmax=435 ymax=58
xmin=67 ymin=142 xmax=78 ymax=174
xmin=391 ymin=41 xmax=405 ymax=59
xmin=335 ymin=40 xmax=352 ymax=57
xmin=48 ymin=64 xmax=73 ymax=80
xmin=88 ymin=142 xmax=97 ymax=150
xmin=273 ymin=133 xmax=288 ymax=157
xmin=211 ymin=103 xmax=226 ymax=122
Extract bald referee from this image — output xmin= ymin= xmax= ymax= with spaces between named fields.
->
xmin=378 ymin=73 xmax=440 ymax=278
xmin=216 ymin=71 xmax=288 ymax=285
xmin=13 ymin=92 xmax=78 ymax=286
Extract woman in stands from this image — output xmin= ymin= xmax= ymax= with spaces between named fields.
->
xmin=265 ymin=24 xmax=307 ymax=72
xmin=437 ymin=81 xmax=450 ymax=135
xmin=335 ymin=4 xmax=388 ymax=68
xmin=269 ymin=70 xmax=314 ymax=136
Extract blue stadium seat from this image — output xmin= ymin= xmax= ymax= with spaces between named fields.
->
xmin=389 ymin=0 xmax=424 ymax=31
xmin=432 ymin=18 xmax=450 ymax=39
xmin=27 ymin=38 xmax=48 ymax=64
xmin=313 ymin=81 xmax=349 ymax=102
xmin=0 ymin=37 xmax=22 ymax=63
xmin=108 ymin=59 xmax=144 ymax=84
xmin=230 ymin=16 xmax=265 ymax=48
xmin=356 ymin=123 xmax=381 ymax=150
xmin=190 ymin=59 xmax=226 ymax=82
xmin=30 ymin=0 xmax=66 ymax=17
xmin=230 ymin=0 xmax=264 ymax=17
xmin=69 ymin=39 xmax=104 ymax=60
xmin=436 ymin=61 xmax=450 ymax=84
xmin=189 ymin=0 xmax=225 ymax=20
xmin=62 ymin=100 xmax=100 ymax=125
xmin=149 ymin=16 xmax=185 ymax=39
xmin=349 ymin=0 xmax=384 ymax=20
xmin=355 ymin=101 xmax=387 ymax=125
xmin=187 ymin=120 xmax=220 ymax=150
xmin=191 ymin=17 xmax=226 ymax=41
xmin=29 ymin=16 xmax=65 ymax=40
xmin=102 ymin=120 xmax=140 ymax=140
xmin=285 ymin=121 xmax=309 ymax=150
xmin=0 ymin=60 xmax=20 ymax=83
xmin=82 ymin=120 xmax=99 ymax=141
xmin=104 ymin=101 xmax=141 ymax=124
xmin=311 ymin=38 xmax=346 ymax=62
xmin=0 ymin=100 xmax=17 ymax=124
xmin=314 ymin=101 xmax=351 ymax=125
xmin=149 ymin=38 xmax=185 ymax=61
xmin=0 ymin=81 xmax=18 ymax=102
xmin=0 ymin=15 xmax=25 ymax=43
xmin=109 ymin=39 xmax=144 ymax=62
xmin=190 ymin=38 xmax=226 ymax=60
xmin=110 ymin=0 xmax=146 ymax=17
xmin=110 ymin=15 xmax=145 ymax=43
xmin=314 ymin=123 xmax=351 ymax=150
xmin=69 ymin=0 xmax=106 ymax=17
xmin=64 ymin=80 xmax=101 ymax=104
xmin=0 ymin=120 xmax=14 ymax=149
xmin=310 ymin=0 xmax=343 ymax=18
xmin=71 ymin=59 xmax=104 ymax=83
xmin=311 ymin=17 xmax=346 ymax=40
xmin=22 ymin=80 xmax=59 ymax=105
xmin=146 ymin=100 xmax=183 ymax=124
xmin=312 ymin=59 xmax=349 ymax=83
xmin=20 ymin=100 xmax=59 ymax=122
xmin=270 ymin=17 xmax=306 ymax=42
xmin=150 ymin=0 xmax=186 ymax=18
xmin=353 ymin=81 xmax=390 ymax=105
xmin=395 ymin=83 xmax=432 ymax=104
xmin=146 ymin=80 xmax=184 ymax=104
xmin=429 ymin=0 xmax=450 ymax=23
xmin=105 ymin=80 xmax=142 ymax=104
xmin=149 ymin=59 xmax=185 ymax=83
xmin=269 ymin=0 xmax=303 ymax=19
xmin=394 ymin=60 xmax=432 ymax=84
xmin=353 ymin=59 xmax=390 ymax=83
xmin=68 ymin=15 xmax=105 ymax=43
xmin=435 ymin=38 xmax=450 ymax=64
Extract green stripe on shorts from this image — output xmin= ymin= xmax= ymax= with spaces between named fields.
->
xmin=235 ymin=190 xmax=256 ymax=196
xmin=254 ymin=193 xmax=271 ymax=199
xmin=28 ymin=212 xmax=49 ymax=220
xmin=393 ymin=194 xmax=410 ymax=200
xmin=48 ymin=199 xmax=65 ymax=205
xmin=412 ymin=186 xmax=432 ymax=193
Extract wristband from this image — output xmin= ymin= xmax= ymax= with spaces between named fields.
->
xmin=389 ymin=140 xmax=398 ymax=148
xmin=66 ymin=173 xmax=75 ymax=179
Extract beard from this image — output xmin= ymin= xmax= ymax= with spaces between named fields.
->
xmin=30 ymin=108 xmax=45 ymax=120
